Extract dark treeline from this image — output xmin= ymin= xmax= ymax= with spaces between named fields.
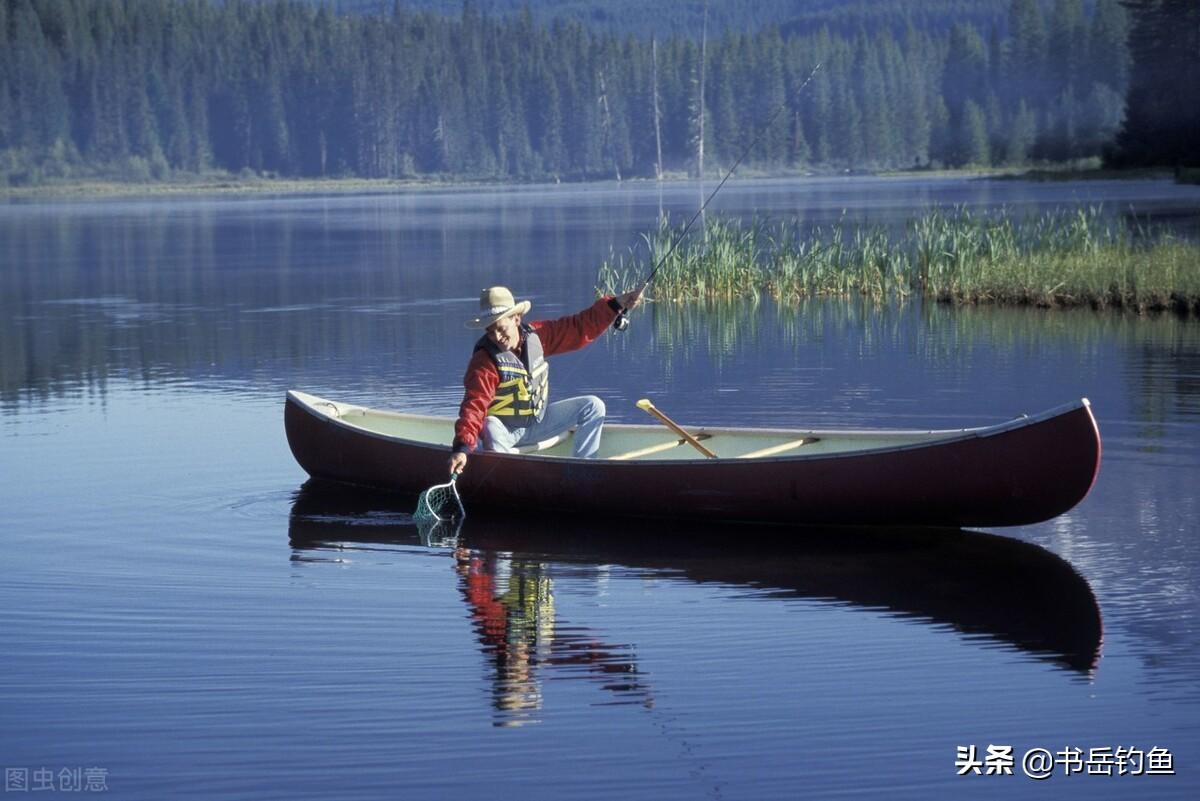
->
xmin=1 ymin=0 xmax=1130 ymax=185
xmin=1110 ymin=0 xmax=1200 ymax=168
xmin=323 ymin=0 xmax=1012 ymax=40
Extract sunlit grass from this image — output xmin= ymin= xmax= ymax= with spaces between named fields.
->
xmin=597 ymin=207 xmax=1200 ymax=314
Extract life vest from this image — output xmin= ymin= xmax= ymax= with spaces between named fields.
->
xmin=476 ymin=324 xmax=548 ymax=429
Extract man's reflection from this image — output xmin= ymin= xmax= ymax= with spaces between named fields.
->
xmin=454 ymin=546 xmax=651 ymax=727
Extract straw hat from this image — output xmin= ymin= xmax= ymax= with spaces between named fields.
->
xmin=466 ymin=286 xmax=532 ymax=328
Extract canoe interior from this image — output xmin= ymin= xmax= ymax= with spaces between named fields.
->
xmin=288 ymin=390 xmax=987 ymax=462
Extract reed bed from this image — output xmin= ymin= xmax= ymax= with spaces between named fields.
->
xmin=596 ymin=208 xmax=1200 ymax=314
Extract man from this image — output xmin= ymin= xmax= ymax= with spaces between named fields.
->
xmin=448 ymin=285 xmax=643 ymax=475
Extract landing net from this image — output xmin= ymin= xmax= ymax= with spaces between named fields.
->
xmin=413 ymin=474 xmax=465 ymax=523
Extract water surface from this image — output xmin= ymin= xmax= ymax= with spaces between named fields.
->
xmin=2 ymin=176 xmax=1198 ymax=798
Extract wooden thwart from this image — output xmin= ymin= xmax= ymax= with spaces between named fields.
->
xmin=736 ymin=437 xmax=820 ymax=459
xmin=609 ymin=434 xmax=714 ymax=461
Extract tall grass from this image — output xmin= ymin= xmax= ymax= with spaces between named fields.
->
xmin=596 ymin=208 xmax=1200 ymax=314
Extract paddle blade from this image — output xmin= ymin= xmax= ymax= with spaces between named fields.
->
xmin=636 ymin=398 xmax=653 ymax=411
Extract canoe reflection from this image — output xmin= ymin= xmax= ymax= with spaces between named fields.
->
xmin=288 ymin=481 xmax=1103 ymax=712
xmin=289 ymin=481 xmax=652 ymax=727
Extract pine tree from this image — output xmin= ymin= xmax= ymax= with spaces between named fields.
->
xmin=896 ymin=30 xmax=931 ymax=166
xmin=857 ymin=40 xmax=892 ymax=167
xmin=958 ymin=100 xmax=990 ymax=166
xmin=1081 ymin=82 xmax=1124 ymax=155
xmin=834 ymin=80 xmax=865 ymax=166
xmin=164 ymin=74 xmax=191 ymax=170
xmin=536 ymin=69 xmax=565 ymax=176
xmin=1112 ymin=0 xmax=1200 ymax=167
xmin=1006 ymin=0 xmax=1048 ymax=106
xmin=757 ymin=28 xmax=788 ymax=164
xmin=499 ymin=73 xmax=535 ymax=178
xmin=0 ymin=0 xmax=12 ymax=156
xmin=466 ymin=16 xmax=499 ymax=174
xmin=928 ymin=95 xmax=952 ymax=166
xmin=806 ymin=58 xmax=834 ymax=164
xmin=186 ymin=71 xmax=211 ymax=173
xmin=985 ymin=92 xmax=1004 ymax=166
xmin=706 ymin=49 xmax=732 ymax=166
xmin=596 ymin=67 xmax=622 ymax=181
xmin=693 ymin=3 xmax=708 ymax=177
xmin=651 ymin=35 xmax=664 ymax=178
xmin=9 ymin=0 xmax=69 ymax=153
xmin=943 ymin=23 xmax=989 ymax=121
xmin=789 ymin=109 xmax=810 ymax=166
xmin=1048 ymin=0 xmax=1087 ymax=94
xmin=1045 ymin=85 xmax=1081 ymax=161
xmin=1088 ymin=0 xmax=1129 ymax=91
xmin=1005 ymin=99 xmax=1038 ymax=164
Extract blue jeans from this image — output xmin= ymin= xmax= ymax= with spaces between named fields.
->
xmin=481 ymin=395 xmax=606 ymax=458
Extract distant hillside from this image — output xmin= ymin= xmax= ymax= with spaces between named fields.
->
xmin=306 ymin=0 xmax=1010 ymax=38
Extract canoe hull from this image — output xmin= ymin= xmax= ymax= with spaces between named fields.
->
xmin=284 ymin=392 xmax=1101 ymax=528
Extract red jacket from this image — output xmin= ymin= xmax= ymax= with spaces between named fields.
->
xmin=452 ymin=297 xmax=619 ymax=452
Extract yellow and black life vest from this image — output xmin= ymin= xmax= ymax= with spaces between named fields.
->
xmin=476 ymin=324 xmax=548 ymax=429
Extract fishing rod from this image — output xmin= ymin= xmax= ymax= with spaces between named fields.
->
xmin=613 ymin=62 xmax=822 ymax=331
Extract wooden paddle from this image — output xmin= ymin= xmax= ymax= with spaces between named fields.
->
xmin=636 ymin=399 xmax=718 ymax=459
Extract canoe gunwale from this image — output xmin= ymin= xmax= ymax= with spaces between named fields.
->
xmin=285 ymin=389 xmax=1094 ymax=466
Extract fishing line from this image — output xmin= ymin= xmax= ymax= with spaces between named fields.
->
xmin=612 ymin=61 xmax=822 ymax=332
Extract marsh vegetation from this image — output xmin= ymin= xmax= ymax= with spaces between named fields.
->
xmin=597 ymin=207 xmax=1200 ymax=314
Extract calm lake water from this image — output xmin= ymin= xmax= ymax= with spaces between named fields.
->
xmin=2 ymin=176 xmax=1198 ymax=799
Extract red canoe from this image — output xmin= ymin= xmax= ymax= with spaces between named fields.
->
xmin=284 ymin=390 xmax=1101 ymax=527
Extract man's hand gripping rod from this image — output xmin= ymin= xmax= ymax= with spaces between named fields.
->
xmin=613 ymin=62 xmax=822 ymax=331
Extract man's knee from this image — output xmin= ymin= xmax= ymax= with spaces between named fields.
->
xmin=582 ymin=395 xmax=605 ymax=420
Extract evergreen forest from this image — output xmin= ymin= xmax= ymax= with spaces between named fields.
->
xmin=0 ymin=0 xmax=1174 ymax=186
xmin=316 ymin=0 xmax=1016 ymax=40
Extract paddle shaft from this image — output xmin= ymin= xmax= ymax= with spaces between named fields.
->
xmin=638 ymin=400 xmax=717 ymax=459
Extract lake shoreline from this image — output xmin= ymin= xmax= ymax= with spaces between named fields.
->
xmin=1 ymin=165 xmax=1186 ymax=201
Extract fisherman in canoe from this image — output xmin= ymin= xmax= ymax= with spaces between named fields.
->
xmin=448 ymin=285 xmax=644 ymax=475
